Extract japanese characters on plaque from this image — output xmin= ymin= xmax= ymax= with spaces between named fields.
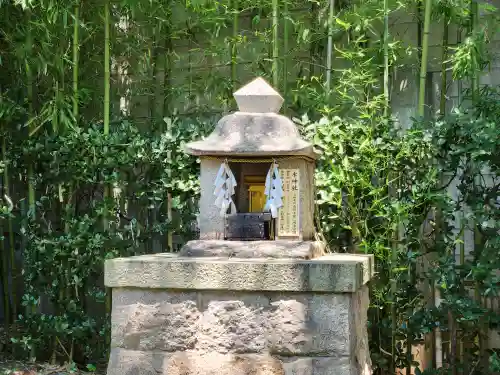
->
xmin=277 ymin=169 xmax=300 ymax=237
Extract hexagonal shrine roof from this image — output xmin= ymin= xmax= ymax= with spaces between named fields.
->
xmin=185 ymin=77 xmax=315 ymax=159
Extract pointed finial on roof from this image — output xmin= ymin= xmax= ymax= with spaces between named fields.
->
xmin=233 ymin=77 xmax=284 ymax=113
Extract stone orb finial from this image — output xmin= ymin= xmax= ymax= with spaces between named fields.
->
xmin=233 ymin=77 xmax=284 ymax=113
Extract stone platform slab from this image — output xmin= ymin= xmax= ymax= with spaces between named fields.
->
xmin=178 ymin=240 xmax=326 ymax=259
xmin=104 ymin=253 xmax=374 ymax=293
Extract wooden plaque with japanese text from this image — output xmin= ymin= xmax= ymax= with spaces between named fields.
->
xmin=277 ymin=169 xmax=300 ymax=237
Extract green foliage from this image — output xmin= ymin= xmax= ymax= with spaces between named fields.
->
xmin=1 ymin=0 xmax=500 ymax=373
xmin=296 ymin=82 xmax=500 ymax=375
xmin=297 ymin=113 xmax=443 ymax=373
xmin=294 ymin=0 xmax=500 ymax=373
xmin=5 ymin=117 xmax=209 ymax=361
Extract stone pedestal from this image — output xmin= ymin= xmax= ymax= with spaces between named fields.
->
xmin=104 ymin=250 xmax=374 ymax=375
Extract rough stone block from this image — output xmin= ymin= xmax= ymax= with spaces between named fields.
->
xmin=352 ymin=286 xmax=371 ymax=374
xmin=279 ymin=358 xmax=313 ymax=375
xmin=108 ymin=349 xmax=286 ymax=375
xmin=112 ymin=300 xmax=200 ymax=351
xmin=196 ymin=299 xmax=269 ymax=354
xmin=281 ymin=357 xmax=358 ymax=375
xmin=267 ymin=294 xmax=351 ymax=356
xmin=110 ymin=288 xmax=370 ymax=357
xmin=107 ymin=349 xmax=361 ymax=375
xmin=311 ymin=358 xmax=357 ymax=375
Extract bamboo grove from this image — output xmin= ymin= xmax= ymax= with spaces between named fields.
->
xmin=0 ymin=0 xmax=500 ymax=374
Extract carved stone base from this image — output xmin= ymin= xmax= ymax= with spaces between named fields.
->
xmin=105 ymin=252 xmax=374 ymax=375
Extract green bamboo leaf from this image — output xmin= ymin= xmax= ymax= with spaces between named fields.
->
xmin=335 ymin=18 xmax=351 ymax=30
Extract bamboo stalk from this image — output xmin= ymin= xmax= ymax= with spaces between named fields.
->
xmin=54 ymin=80 xmax=60 ymax=134
xmin=449 ymin=308 xmax=457 ymax=375
xmin=439 ymin=15 xmax=449 ymax=115
xmin=309 ymin=2 xmax=317 ymax=78
xmin=103 ymin=0 xmax=112 ymax=355
xmin=325 ymin=0 xmax=335 ymax=96
xmin=26 ymin=10 xmax=35 ymax=218
xmin=102 ymin=0 xmax=111 ymax=219
xmin=148 ymin=11 xmax=158 ymax=122
xmin=0 ymin=87 xmax=16 ymax=325
xmin=383 ymin=0 xmax=389 ymax=115
xmin=0 ymin=211 xmax=10 ymax=331
xmin=418 ymin=0 xmax=432 ymax=117
xmin=162 ymin=3 xmax=172 ymax=119
xmin=149 ymin=15 xmax=161 ymax=251
xmin=64 ymin=3 xmax=80 ymax=361
xmin=0 ymin=13 xmax=8 ymax=335
xmin=187 ymin=35 xmax=193 ymax=113
xmin=430 ymin=12 xmax=450 ymax=371
xmin=104 ymin=1 xmax=110 ymax=137
xmin=390 ymin=244 xmax=397 ymax=375
xmin=435 ymin=286 xmax=443 ymax=368
xmin=73 ymin=2 xmax=80 ymax=120
xmin=474 ymin=229 xmax=486 ymax=369
xmin=231 ymin=0 xmax=238 ymax=89
xmin=26 ymin=8 xmax=36 ymax=361
xmin=346 ymin=190 xmax=360 ymax=251
xmin=415 ymin=0 xmax=423 ymax=102
xmin=389 ymin=174 xmax=398 ymax=375
xmin=162 ymin=2 xmax=173 ymax=252
xmin=411 ymin=0 xmax=432 ymax=354
xmin=406 ymin=269 xmax=415 ymax=375
xmin=166 ymin=126 xmax=172 ymax=252
xmin=52 ymin=8 xmax=65 ymax=358
xmin=470 ymin=0 xmax=478 ymax=103
xmin=272 ymin=0 xmax=279 ymax=87
xmin=469 ymin=0 xmax=485 ymax=367
xmin=2 ymin=136 xmax=16 ymax=323
xmin=283 ymin=0 xmax=289 ymax=108
xmin=383 ymin=1 xmax=397 ymax=373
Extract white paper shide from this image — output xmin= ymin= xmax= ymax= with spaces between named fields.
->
xmin=264 ymin=162 xmax=283 ymax=218
xmin=213 ymin=162 xmax=237 ymax=217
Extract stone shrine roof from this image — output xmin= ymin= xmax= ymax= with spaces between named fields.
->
xmin=185 ymin=77 xmax=315 ymax=159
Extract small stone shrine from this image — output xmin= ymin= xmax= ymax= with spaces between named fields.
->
xmin=105 ymin=77 xmax=374 ymax=375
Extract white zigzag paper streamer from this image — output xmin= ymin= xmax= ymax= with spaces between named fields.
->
xmin=264 ymin=162 xmax=283 ymax=218
xmin=213 ymin=162 xmax=237 ymax=217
